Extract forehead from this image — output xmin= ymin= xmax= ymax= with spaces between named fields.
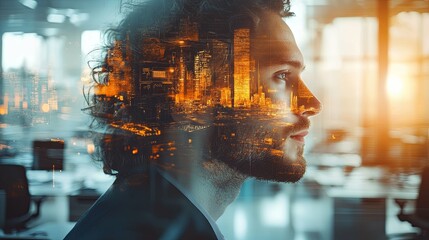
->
xmin=252 ymin=11 xmax=303 ymax=66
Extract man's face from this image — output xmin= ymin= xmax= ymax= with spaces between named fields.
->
xmin=116 ymin=10 xmax=321 ymax=183
xmin=210 ymin=11 xmax=321 ymax=183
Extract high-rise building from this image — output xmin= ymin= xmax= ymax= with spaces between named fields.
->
xmin=233 ymin=28 xmax=251 ymax=107
xmin=210 ymin=39 xmax=230 ymax=89
xmin=177 ymin=45 xmax=186 ymax=103
xmin=194 ymin=50 xmax=212 ymax=101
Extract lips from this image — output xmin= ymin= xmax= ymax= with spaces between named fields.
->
xmin=290 ymin=130 xmax=308 ymax=143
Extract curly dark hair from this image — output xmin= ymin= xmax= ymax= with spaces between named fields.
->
xmin=85 ymin=0 xmax=294 ymax=175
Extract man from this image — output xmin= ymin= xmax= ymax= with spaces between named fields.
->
xmin=65 ymin=0 xmax=321 ymax=239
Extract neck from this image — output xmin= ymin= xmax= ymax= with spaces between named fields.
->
xmin=165 ymin=159 xmax=247 ymax=220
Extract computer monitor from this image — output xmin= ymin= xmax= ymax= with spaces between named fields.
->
xmin=32 ymin=139 xmax=65 ymax=171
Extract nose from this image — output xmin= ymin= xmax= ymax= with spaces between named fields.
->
xmin=292 ymin=80 xmax=321 ymax=117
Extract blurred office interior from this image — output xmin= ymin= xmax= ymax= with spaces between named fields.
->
xmin=0 ymin=0 xmax=428 ymax=239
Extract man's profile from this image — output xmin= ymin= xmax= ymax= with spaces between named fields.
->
xmin=65 ymin=0 xmax=321 ymax=239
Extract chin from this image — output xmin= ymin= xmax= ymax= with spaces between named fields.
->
xmin=245 ymin=154 xmax=307 ymax=183
xmin=215 ymin=143 xmax=307 ymax=183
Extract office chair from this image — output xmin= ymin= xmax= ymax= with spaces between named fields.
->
xmin=393 ymin=166 xmax=429 ymax=239
xmin=0 ymin=164 xmax=43 ymax=234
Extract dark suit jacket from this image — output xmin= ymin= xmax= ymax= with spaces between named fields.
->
xmin=64 ymin=168 xmax=221 ymax=239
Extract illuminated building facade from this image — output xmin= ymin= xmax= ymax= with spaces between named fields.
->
xmin=233 ymin=28 xmax=251 ymax=107
xmin=210 ymin=39 xmax=231 ymax=106
xmin=194 ymin=50 xmax=212 ymax=102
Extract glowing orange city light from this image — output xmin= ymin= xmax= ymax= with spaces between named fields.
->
xmin=0 ymin=105 xmax=7 ymax=115
xmin=87 ymin=143 xmax=95 ymax=154
xmin=41 ymin=103 xmax=50 ymax=112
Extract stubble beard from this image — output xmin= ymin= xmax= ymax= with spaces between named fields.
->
xmin=210 ymin=116 xmax=310 ymax=183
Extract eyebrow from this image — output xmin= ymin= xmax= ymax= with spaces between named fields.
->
xmin=264 ymin=57 xmax=306 ymax=72
xmin=280 ymin=60 xmax=306 ymax=71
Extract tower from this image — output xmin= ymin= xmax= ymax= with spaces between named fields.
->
xmin=233 ymin=28 xmax=251 ymax=107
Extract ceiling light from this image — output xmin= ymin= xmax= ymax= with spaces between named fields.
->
xmin=18 ymin=0 xmax=37 ymax=9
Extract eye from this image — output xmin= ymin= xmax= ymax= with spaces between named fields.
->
xmin=273 ymin=70 xmax=291 ymax=83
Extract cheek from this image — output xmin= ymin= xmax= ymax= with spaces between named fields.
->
xmin=261 ymin=79 xmax=292 ymax=109
xmin=284 ymin=138 xmax=301 ymax=161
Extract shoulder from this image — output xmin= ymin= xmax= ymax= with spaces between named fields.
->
xmin=64 ymin=172 xmax=218 ymax=240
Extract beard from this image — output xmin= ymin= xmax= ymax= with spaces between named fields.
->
xmin=209 ymin=113 xmax=310 ymax=183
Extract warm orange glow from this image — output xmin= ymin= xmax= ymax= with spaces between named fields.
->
xmin=87 ymin=143 xmax=95 ymax=154
xmin=1 ymin=96 xmax=9 ymax=115
xmin=41 ymin=103 xmax=50 ymax=112
xmin=264 ymin=138 xmax=273 ymax=145
xmin=22 ymin=101 xmax=28 ymax=109
xmin=152 ymin=144 xmax=160 ymax=154
xmin=0 ymin=105 xmax=7 ymax=115
xmin=387 ymin=75 xmax=403 ymax=97
xmin=111 ymin=123 xmax=161 ymax=137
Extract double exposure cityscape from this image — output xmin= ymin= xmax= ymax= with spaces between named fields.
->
xmin=93 ymin=17 xmax=307 ymax=128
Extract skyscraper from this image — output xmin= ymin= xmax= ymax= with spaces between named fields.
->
xmin=233 ymin=28 xmax=251 ymax=107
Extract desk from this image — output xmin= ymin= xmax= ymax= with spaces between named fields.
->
xmin=308 ymin=166 xmax=419 ymax=240
xmin=27 ymin=171 xmax=79 ymax=197
xmin=27 ymin=170 xmax=114 ymax=197
xmin=26 ymin=170 xmax=114 ymax=224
